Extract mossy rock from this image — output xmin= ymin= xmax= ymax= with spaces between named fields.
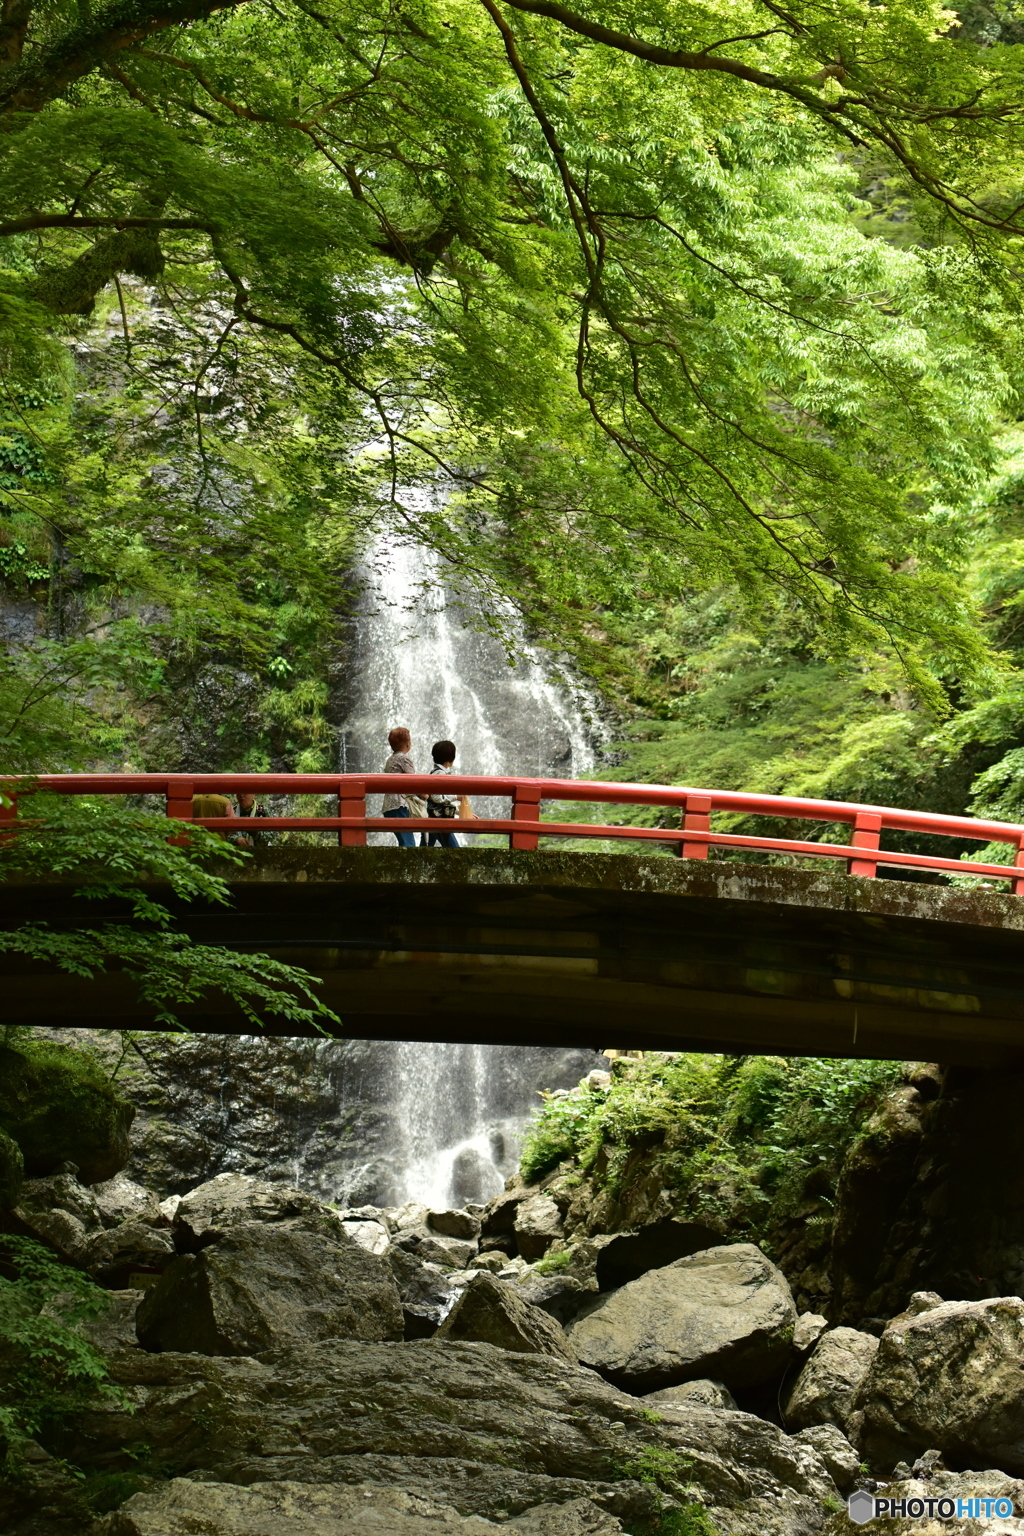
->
xmin=0 ymin=1125 xmax=24 ymax=1208
xmin=0 ymin=1043 xmax=134 ymax=1184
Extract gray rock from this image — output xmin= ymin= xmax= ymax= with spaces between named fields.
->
xmin=91 ymin=1479 xmax=504 ymax=1534
xmin=513 ymin=1194 xmax=564 ymax=1261
xmin=644 ymin=1379 xmax=738 ymax=1410
xmin=392 ymin=1225 xmax=477 ymax=1269
xmin=469 ymin=1251 xmax=507 ymax=1274
xmin=77 ymin=1290 xmax=141 ymax=1355
xmin=136 ymin=1219 xmax=403 ymax=1355
xmin=10 ymin=1172 xmax=103 ymax=1262
xmin=480 ymin=1186 xmax=534 ymax=1239
xmin=792 ymin=1312 xmax=828 ymax=1355
xmin=566 ymin=1243 xmax=797 ymax=1393
xmin=854 ymin=1296 xmax=1024 ymax=1474
xmin=592 ymin=1219 xmax=722 ymax=1291
xmin=516 ymin=1271 xmax=592 ymax=1325
xmin=790 ymin=1423 xmax=860 ymax=1492
xmin=508 ymin=1501 xmax=622 ymax=1534
xmin=429 ymin=1208 xmax=482 ymax=1240
xmin=341 ymin=1204 xmax=396 ymax=1231
xmin=393 ymin=1200 xmax=431 ymax=1230
xmin=825 ymin=1467 xmax=1024 ymax=1534
xmin=91 ymin=1174 xmax=164 ymax=1229
xmin=61 ymin=1339 xmax=835 ymax=1534
xmin=435 ymin=1272 xmax=578 ymax=1363
xmin=173 ymin=1173 xmax=341 ymax=1250
xmin=341 ymin=1219 xmax=390 ymax=1255
xmin=80 ymin=1221 xmax=176 ymax=1287
xmin=785 ymin=1326 xmax=879 ymax=1434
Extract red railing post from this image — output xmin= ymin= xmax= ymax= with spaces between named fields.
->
xmin=166 ymin=778 xmax=194 ymax=846
xmin=338 ymin=780 xmax=367 ymax=847
xmin=0 ymin=786 xmax=17 ymax=845
xmin=848 ymin=811 xmax=882 ymax=878
xmin=510 ymin=784 xmax=542 ymax=851
xmin=679 ymin=794 xmax=712 ymax=859
xmin=1011 ymin=834 xmax=1024 ymax=896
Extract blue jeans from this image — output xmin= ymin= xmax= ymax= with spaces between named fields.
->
xmin=427 ymin=828 xmax=460 ymax=848
xmin=384 ymin=806 xmax=417 ymax=847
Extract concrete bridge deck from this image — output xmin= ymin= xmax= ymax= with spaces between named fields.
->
xmin=3 ymin=849 xmax=1024 ymax=1066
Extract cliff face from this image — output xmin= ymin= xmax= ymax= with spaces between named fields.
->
xmin=40 ymin=1030 xmax=603 ymax=1207
xmin=522 ymin=1055 xmax=1024 ymax=1330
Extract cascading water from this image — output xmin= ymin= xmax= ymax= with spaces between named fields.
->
xmin=338 ymin=536 xmax=598 ymax=800
xmin=326 ymin=533 xmax=606 ymax=1208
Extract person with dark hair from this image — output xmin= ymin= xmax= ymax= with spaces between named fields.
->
xmin=382 ymin=726 xmax=424 ymax=848
xmin=426 ymin=739 xmax=462 ymax=849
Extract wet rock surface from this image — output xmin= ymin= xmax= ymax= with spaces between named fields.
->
xmin=40 ymin=1031 xmax=601 ymax=1206
xmin=853 ymin=1296 xmax=1024 ymax=1474
xmin=566 ymin=1242 xmax=797 ymax=1393
xmin=136 ymin=1219 xmax=404 ymax=1354
xmin=434 ymin=1272 xmax=578 ymax=1362
xmin=62 ymin=1339 xmax=837 ymax=1535
xmin=785 ymin=1326 xmax=880 ymax=1434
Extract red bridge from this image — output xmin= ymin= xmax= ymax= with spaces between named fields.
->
xmin=4 ymin=774 xmax=1024 ymax=1065
xmin=5 ymin=772 xmax=1024 ymax=885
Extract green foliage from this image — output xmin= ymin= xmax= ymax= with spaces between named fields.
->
xmin=520 ymin=1053 xmax=899 ymax=1240
xmin=532 ymin=1248 xmax=574 ymax=1274
xmin=1 ymin=0 xmax=1024 ymax=732
xmin=0 ymin=796 xmax=339 ymax=1031
xmin=0 ymin=1236 xmax=125 ymax=1464
xmin=0 ymin=1038 xmax=133 ymax=1183
xmin=623 ymin=1507 xmax=721 ymax=1536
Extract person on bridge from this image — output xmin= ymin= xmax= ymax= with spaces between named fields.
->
xmin=426 ymin=740 xmax=465 ymax=849
xmin=382 ymin=727 xmax=425 ymax=848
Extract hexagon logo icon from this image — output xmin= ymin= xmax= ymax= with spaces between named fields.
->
xmin=847 ymin=1489 xmax=875 ymax=1525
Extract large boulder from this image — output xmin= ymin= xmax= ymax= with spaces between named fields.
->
xmin=513 ymin=1194 xmax=564 ymax=1261
xmin=853 ymin=1295 xmax=1024 ymax=1473
xmin=80 ymin=1221 xmax=176 ymax=1288
xmin=784 ymin=1326 xmax=879 ymax=1434
xmin=428 ymin=1208 xmax=481 ymax=1241
xmin=435 ymin=1272 xmax=578 ymax=1363
xmin=136 ymin=1219 xmax=404 ymax=1355
xmin=789 ymin=1424 xmax=860 ymax=1493
xmin=10 ymin=1171 xmax=103 ymax=1262
xmin=391 ymin=1225 xmax=478 ymax=1269
xmin=516 ymin=1270 xmax=593 ymax=1325
xmin=825 ymin=1466 xmax=1024 ymax=1535
xmin=91 ymin=1479 xmax=627 ymax=1535
xmin=91 ymin=1479 xmax=518 ymax=1535
xmin=593 ymin=1219 xmax=721 ymax=1291
xmin=172 ymin=1172 xmax=341 ymax=1249
xmin=61 ymin=1339 xmax=837 ymax=1535
xmin=644 ymin=1379 xmax=738 ymax=1410
xmin=0 ymin=1043 xmax=134 ymax=1183
xmin=91 ymin=1174 xmax=165 ymax=1229
xmin=0 ymin=1126 xmax=23 ymax=1209
xmin=565 ymin=1243 xmax=797 ymax=1393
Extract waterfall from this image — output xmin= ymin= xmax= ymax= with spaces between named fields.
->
xmin=323 ymin=533 xmax=606 ymax=1208
xmin=338 ymin=536 xmax=598 ymax=810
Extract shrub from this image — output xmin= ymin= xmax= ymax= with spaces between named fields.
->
xmin=0 ymin=1040 xmax=134 ymax=1183
xmin=0 ymin=1234 xmax=126 ymax=1467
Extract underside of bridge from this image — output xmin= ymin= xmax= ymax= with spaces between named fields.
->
xmin=3 ymin=849 xmax=1024 ymax=1066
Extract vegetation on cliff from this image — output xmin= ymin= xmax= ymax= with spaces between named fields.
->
xmin=521 ymin=1053 xmax=899 ymax=1293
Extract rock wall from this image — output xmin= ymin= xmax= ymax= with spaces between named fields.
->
xmin=40 ymin=1031 xmax=604 ymax=1207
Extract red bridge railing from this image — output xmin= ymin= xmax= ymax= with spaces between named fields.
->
xmin=3 ymin=773 xmax=1024 ymax=892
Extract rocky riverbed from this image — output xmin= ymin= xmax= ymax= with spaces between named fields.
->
xmin=4 ymin=1039 xmax=1024 ymax=1534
